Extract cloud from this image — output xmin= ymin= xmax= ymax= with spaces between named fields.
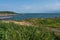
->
xmin=0 ymin=0 xmax=60 ymax=13
xmin=19 ymin=0 xmax=60 ymax=13
xmin=43 ymin=1 xmax=60 ymax=11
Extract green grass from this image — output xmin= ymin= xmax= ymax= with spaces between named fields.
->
xmin=0 ymin=21 xmax=60 ymax=40
xmin=0 ymin=11 xmax=16 ymax=14
xmin=23 ymin=18 xmax=60 ymax=28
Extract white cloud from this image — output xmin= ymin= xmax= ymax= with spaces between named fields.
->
xmin=18 ymin=0 xmax=60 ymax=13
xmin=0 ymin=0 xmax=60 ymax=13
xmin=44 ymin=2 xmax=60 ymax=11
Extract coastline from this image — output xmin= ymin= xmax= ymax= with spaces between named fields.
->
xmin=0 ymin=14 xmax=16 ymax=19
xmin=0 ymin=14 xmax=16 ymax=16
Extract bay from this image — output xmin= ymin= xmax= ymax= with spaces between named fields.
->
xmin=10 ymin=13 xmax=60 ymax=20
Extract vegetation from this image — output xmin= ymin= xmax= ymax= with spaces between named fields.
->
xmin=0 ymin=20 xmax=60 ymax=40
xmin=23 ymin=18 xmax=60 ymax=28
xmin=0 ymin=11 xmax=16 ymax=14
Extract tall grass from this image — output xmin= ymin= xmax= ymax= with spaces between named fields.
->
xmin=0 ymin=21 xmax=60 ymax=40
xmin=24 ymin=18 xmax=60 ymax=28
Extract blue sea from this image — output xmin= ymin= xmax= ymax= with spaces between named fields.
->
xmin=10 ymin=13 xmax=60 ymax=20
xmin=0 ymin=13 xmax=60 ymax=20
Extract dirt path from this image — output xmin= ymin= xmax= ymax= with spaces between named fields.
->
xmin=2 ymin=20 xmax=33 ymax=26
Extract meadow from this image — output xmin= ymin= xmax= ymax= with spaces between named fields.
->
xmin=23 ymin=18 xmax=60 ymax=28
xmin=0 ymin=18 xmax=60 ymax=40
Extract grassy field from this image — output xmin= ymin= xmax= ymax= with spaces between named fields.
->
xmin=22 ymin=18 xmax=60 ymax=28
xmin=0 ymin=18 xmax=60 ymax=40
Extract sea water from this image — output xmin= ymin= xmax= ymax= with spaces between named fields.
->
xmin=11 ymin=13 xmax=60 ymax=20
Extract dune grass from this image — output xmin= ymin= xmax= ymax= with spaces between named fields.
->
xmin=23 ymin=18 xmax=60 ymax=28
xmin=0 ymin=20 xmax=60 ymax=40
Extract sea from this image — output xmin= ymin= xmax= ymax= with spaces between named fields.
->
xmin=0 ymin=13 xmax=60 ymax=20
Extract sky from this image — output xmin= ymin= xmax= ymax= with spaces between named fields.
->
xmin=0 ymin=0 xmax=60 ymax=13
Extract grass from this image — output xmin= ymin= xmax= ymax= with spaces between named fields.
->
xmin=0 ymin=20 xmax=60 ymax=40
xmin=23 ymin=18 xmax=60 ymax=28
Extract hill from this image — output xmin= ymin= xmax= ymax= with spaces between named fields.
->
xmin=0 ymin=11 xmax=16 ymax=14
xmin=0 ymin=11 xmax=16 ymax=16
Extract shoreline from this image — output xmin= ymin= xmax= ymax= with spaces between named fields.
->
xmin=0 ymin=14 xmax=16 ymax=19
xmin=0 ymin=14 xmax=16 ymax=16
